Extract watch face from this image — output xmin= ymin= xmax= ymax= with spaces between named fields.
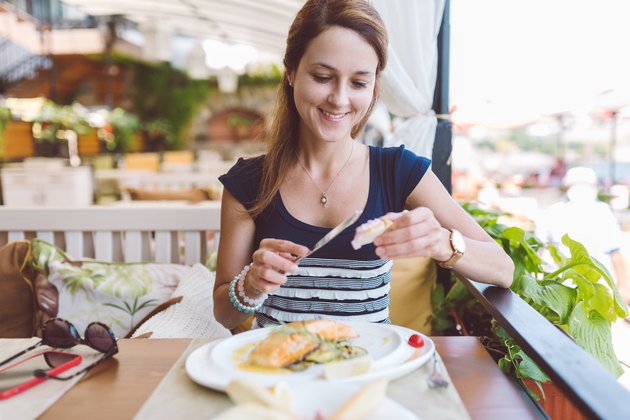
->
xmin=452 ymin=230 xmax=466 ymax=253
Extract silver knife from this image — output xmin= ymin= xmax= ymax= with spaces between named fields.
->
xmin=294 ymin=209 xmax=362 ymax=264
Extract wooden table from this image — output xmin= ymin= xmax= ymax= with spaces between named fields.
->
xmin=40 ymin=337 xmax=541 ymax=420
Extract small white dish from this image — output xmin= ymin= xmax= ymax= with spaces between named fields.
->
xmin=290 ymin=381 xmax=419 ymax=420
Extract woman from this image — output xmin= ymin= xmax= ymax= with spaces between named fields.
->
xmin=214 ymin=0 xmax=513 ymax=331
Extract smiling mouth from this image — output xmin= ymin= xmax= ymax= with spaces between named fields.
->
xmin=320 ymin=109 xmax=348 ymax=120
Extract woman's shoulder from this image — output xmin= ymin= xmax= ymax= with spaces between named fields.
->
xmin=370 ymin=144 xmax=430 ymax=163
xmin=222 ymin=154 xmax=265 ymax=178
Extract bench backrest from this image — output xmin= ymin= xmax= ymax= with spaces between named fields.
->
xmin=0 ymin=203 xmax=221 ymax=265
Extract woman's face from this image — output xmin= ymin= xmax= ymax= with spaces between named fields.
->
xmin=289 ymin=25 xmax=379 ymax=144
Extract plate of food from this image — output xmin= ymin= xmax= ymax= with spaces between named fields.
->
xmin=186 ymin=320 xmax=434 ymax=391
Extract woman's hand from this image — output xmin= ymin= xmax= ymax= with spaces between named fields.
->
xmin=246 ymin=239 xmax=310 ymax=295
xmin=372 ymin=208 xmax=451 ymax=261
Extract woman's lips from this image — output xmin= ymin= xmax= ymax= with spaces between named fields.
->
xmin=320 ymin=108 xmax=348 ymax=121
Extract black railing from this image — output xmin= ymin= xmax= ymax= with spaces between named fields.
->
xmin=0 ymin=37 xmax=52 ymax=85
xmin=461 ymin=277 xmax=630 ymax=419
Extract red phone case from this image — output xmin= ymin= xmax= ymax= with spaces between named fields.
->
xmin=0 ymin=350 xmax=82 ymax=400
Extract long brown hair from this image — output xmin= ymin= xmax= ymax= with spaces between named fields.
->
xmin=249 ymin=0 xmax=388 ymax=218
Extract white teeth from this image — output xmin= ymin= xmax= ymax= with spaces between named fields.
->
xmin=321 ymin=110 xmax=346 ymax=119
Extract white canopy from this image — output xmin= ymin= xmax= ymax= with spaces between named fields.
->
xmin=61 ymin=0 xmax=303 ymax=57
xmin=59 ymin=0 xmax=447 ymax=158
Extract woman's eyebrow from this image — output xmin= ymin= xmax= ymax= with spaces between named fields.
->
xmin=311 ymin=62 xmax=374 ymax=76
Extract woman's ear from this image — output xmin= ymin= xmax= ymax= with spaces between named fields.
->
xmin=286 ymin=70 xmax=295 ymax=87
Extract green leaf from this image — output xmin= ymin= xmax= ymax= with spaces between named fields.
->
xmin=431 ymin=283 xmax=445 ymax=308
xmin=431 ymin=317 xmax=454 ymax=332
xmin=445 ymin=279 xmax=473 ymax=304
xmin=516 ymin=274 xmax=576 ymax=323
xmin=498 ymin=357 xmax=512 ymax=374
xmin=585 ymin=283 xmax=617 ymax=323
xmin=560 ymin=235 xmax=628 ymax=318
xmin=513 ymin=349 xmax=549 ymax=383
xmin=567 ymin=301 xmax=623 ymax=377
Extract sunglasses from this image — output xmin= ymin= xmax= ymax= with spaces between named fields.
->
xmin=0 ymin=318 xmax=118 ymax=381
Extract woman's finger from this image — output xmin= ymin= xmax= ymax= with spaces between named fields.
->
xmin=260 ymin=238 xmax=309 ymax=257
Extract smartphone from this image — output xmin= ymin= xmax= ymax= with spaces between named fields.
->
xmin=0 ymin=350 xmax=82 ymax=400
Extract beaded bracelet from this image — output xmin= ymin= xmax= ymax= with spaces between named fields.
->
xmin=228 ymin=264 xmax=266 ymax=314
xmin=237 ymin=272 xmax=268 ymax=306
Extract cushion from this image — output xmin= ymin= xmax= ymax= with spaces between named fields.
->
xmin=33 ymin=271 xmax=59 ymax=338
xmin=389 ymin=257 xmax=436 ymax=334
xmin=126 ymin=187 xmax=211 ymax=202
xmin=131 ymin=263 xmax=232 ymax=339
xmin=0 ymin=241 xmax=36 ymax=338
xmin=30 ymin=239 xmax=192 ymax=339
xmin=124 ymin=295 xmax=183 ymax=338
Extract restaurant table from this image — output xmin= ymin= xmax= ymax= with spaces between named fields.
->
xmin=39 ymin=336 xmax=541 ymax=420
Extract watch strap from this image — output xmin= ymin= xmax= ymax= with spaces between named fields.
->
xmin=436 ymin=229 xmax=464 ymax=269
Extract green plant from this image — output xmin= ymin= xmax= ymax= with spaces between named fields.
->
xmin=104 ymin=108 xmax=141 ymax=153
xmin=143 ymin=118 xmax=177 ymax=150
xmin=30 ymin=101 xmax=90 ymax=157
xmin=237 ymin=63 xmax=283 ymax=88
xmin=32 ymin=101 xmax=89 ymax=142
xmin=0 ymin=106 xmax=11 ymax=153
xmin=130 ymin=62 xmax=209 ymax=150
xmin=432 ymin=202 xmax=629 ymax=391
xmin=227 ymin=114 xmax=256 ymax=129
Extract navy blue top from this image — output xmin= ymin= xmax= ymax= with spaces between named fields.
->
xmin=219 ymin=145 xmax=430 ymax=326
xmin=219 ymin=145 xmax=431 ymax=260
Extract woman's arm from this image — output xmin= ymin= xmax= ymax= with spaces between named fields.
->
xmin=373 ymin=170 xmax=514 ymax=288
xmin=214 ymin=190 xmax=309 ymax=330
xmin=214 ymin=190 xmax=257 ymax=330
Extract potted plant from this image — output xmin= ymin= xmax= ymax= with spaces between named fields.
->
xmin=31 ymin=101 xmax=90 ymax=157
xmin=101 ymin=108 xmax=141 ymax=154
xmin=143 ymin=118 xmax=177 ymax=151
xmin=432 ymin=203 xmax=628 ymax=416
xmin=227 ymin=113 xmax=256 ymax=140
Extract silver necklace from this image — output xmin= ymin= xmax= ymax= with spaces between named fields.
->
xmin=297 ymin=141 xmax=354 ymax=208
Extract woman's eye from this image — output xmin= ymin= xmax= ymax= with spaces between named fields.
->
xmin=352 ymin=81 xmax=368 ymax=89
xmin=313 ymin=75 xmax=331 ymax=83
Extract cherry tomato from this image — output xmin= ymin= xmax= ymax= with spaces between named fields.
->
xmin=408 ymin=334 xmax=425 ymax=348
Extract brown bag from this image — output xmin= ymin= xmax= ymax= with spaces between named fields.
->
xmin=0 ymin=240 xmax=59 ymax=338
xmin=0 ymin=241 xmax=37 ymax=337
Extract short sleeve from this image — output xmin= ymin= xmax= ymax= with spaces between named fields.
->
xmin=376 ymin=145 xmax=431 ymax=210
xmin=396 ymin=145 xmax=431 ymax=198
xmin=218 ymin=156 xmax=264 ymax=210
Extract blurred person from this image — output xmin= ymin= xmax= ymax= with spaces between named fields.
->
xmin=213 ymin=0 xmax=514 ymax=330
xmin=536 ymin=166 xmax=630 ymax=304
xmin=547 ymin=157 xmax=567 ymax=187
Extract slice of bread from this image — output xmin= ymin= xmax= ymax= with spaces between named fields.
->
xmin=351 ymin=217 xmax=393 ymax=250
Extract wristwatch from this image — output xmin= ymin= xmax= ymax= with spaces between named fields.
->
xmin=436 ymin=229 xmax=466 ymax=268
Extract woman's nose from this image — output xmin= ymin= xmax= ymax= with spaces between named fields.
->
xmin=327 ymin=83 xmax=350 ymax=107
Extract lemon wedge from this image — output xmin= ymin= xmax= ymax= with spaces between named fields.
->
xmin=322 ymin=356 xmax=373 ymax=380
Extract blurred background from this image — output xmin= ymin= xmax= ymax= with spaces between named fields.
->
xmin=0 ymin=0 xmax=629 ymax=219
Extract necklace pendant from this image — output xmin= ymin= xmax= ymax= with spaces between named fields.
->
xmin=320 ymin=193 xmax=328 ymax=207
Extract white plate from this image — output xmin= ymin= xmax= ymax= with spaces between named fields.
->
xmin=291 ymin=381 xmax=419 ymax=420
xmin=186 ymin=322 xmax=434 ymax=391
xmin=210 ymin=321 xmax=404 ymax=373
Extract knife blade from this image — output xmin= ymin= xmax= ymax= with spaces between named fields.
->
xmin=294 ymin=209 xmax=362 ymax=264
